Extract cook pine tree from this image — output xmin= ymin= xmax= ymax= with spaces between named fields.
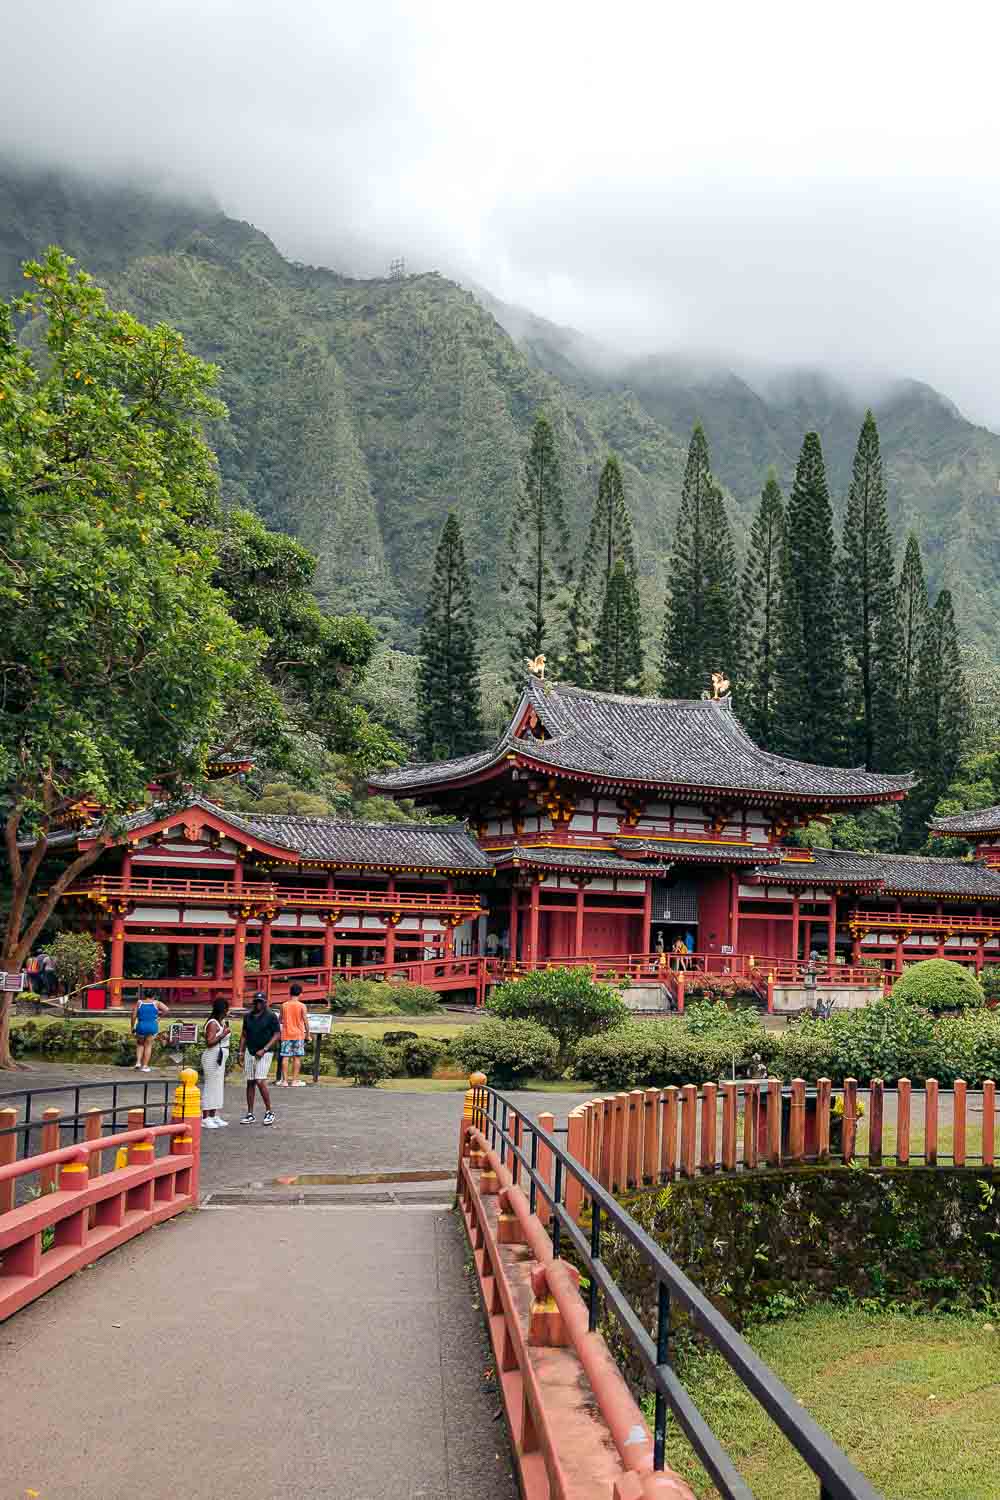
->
xmin=897 ymin=532 xmax=930 ymax=757
xmin=501 ymin=412 xmax=572 ymax=700
xmin=593 ymin=559 xmax=644 ymax=694
xmin=739 ymin=469 xmax=785 ymax=746
xmin=661 ymin=424 xmax=738 ymax=698
xmin=771 ymin=431 xmax=848 ymax=763
xmin=566 ymin=454 xmax=638 ymax=687
xmin=417 ymin=511 xmax=483 ymax=759
xmin=840 ymin=411 xmax=901 ymax=769
xmin=904 ymin=588 xmax=969 ymax=847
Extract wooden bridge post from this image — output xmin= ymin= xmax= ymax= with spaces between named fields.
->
xmin=896 ymin=1078 xmax=911 ymax=1165
xmin=0 ymin=1106 xmax=17 ymax=1214
xmin=984 ymin=1079 xmax=996 ymax=1168
xmin=720 ymin=1083 xmax=737 ymax=1170
xmin=536 ymin=1110 xmax=555 ymax=1228
xmin=700 ymin=1082 xmax=717 ymax=1173
xmin=765 ymin=1079 xmax=782 ymax=1166
xmin=642 ymin=1088 xmax=660 ymax=1183
xmin=39 ymin=1107 xmax=61 ymax=1193
xmin=925 ymin=1079 xmax=939 ymax=1165
xmin=679 ymin=1085 xmax=697 ymax=1178
xmin=953 ymin=1079 xmax=967 ymax=1167
xmin=660 ymin=1087 xmax=678 ymax=1181
xmin=565 ymin=1109 xmax=586 ymax=1222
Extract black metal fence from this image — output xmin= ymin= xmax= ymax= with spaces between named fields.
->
xmin=471 ymin=1084 xmax=882 ymax=1500
xmin=0 ymin=1077 xmax=173 ymax=1152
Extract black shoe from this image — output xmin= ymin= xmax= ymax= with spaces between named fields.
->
xmin=241 ymin=1112 xmax=256 ymax=1124
xmin=262 ymin=1111 xmax=275 ymax=1126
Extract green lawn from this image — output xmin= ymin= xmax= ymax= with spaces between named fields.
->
xmin=659 ymin=1305 xmax=1000 ymax=1499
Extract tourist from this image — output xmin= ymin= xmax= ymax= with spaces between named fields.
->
xmin=201 ymin=997 xmax=231 ymax=1127
xmin=238 ymin=990 xmax=279 ymax=1125
xmin=671 ymin=936 xmax=689 ymax=972
xmin=38 ymin=952 xmax=58 ymax=998
xmin=131 ymin=993 xmax=169 ymax=1071
xmin=276 ymin=982 xmax=309 ymax=1087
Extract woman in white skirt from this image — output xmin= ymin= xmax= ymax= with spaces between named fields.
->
xmin=201 ymin=997 xmax=231 ymax=1128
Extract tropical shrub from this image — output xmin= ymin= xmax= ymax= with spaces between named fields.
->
xmin=890 ymin=958 xmax=984 ymax=1011
xmin=980 ymin=965 xmax=1000 ymax=1004
xmin=450 ymin=1018 xmax=558 ymax=1087
xmin=327 ymin=980 xmax=401 ymax=1016
xmin=388 ymin=982 xmax=440 ymax=1015
xmin=41 ymin=933 xmax=102 ymax=993
xmin=682 ymin=976 xmax=758 ymax=1003
xmin=574 ymin=1022 xmax=667 ymax=1090
xmin=397 ymin=1035 xmax=446 ymax=1076
xmin=486 ymin=968 xmax=627 ymax=1067
xmin=331 ymin=1033 xmax=394 ymax=1085
xmin=573 ymin=1016 xmax=777 ymax=1090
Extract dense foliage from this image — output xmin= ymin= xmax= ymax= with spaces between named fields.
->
xmin=41 ymin=933 xmax=101 ymax=993
xmin=889 ymin=958 xmax=984 ymax=1011
xmin=417 ymin=511 xmax=483 ymax=759
xmin=486 ymin=967 xmax=628 ymax=1067
xmin=738 ymin=470 xmax=785 ymax=744
xmin=593 ymin=559 xmax=644 ymax=693
xmin=661 ymin=424 xmax=737 ymax=698
xmin=450 ymin=1017 xmax=559 ymax=1085
xmin=566 ymin=455 xmax=639 ymax=687
xmin=327 ymin=980 xmax=440 ymax=1016
xmin=501 ymin=413 xmax=573 ymax=699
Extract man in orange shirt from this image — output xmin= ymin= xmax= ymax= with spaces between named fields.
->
xmin=277 ymin=982 xmax=309 ymax=1087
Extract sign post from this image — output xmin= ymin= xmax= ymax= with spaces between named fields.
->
xmin=308 ymin=1011 xmax=333 ymax=1084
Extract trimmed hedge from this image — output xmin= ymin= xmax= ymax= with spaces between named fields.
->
xmin=570 ymin=1000 xmax=1000 ymax=1089
xmin=890 ymin=958 xmax=984 ymax=1011
xmin=327 ymin=979 xmax=440 ymax=1016
xmin=450 ymin=1018 xmax=558 ymax=1086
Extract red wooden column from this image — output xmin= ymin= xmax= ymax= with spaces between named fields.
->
xmin=527 ymin=876 xmax=541 ymax=964
xmin=826 ymin=896 xmax=837 ymax=965
xmin=323 ymin=915 xmax=335 ymax=976
xmin=729 ymin=872 xmax=740 ymax=953
xmin=194 ymin=944 xmax=205 ymax=979
xmin=232 ymin=913 xmax=247 ymax=1005
xmin=259 ymin=916 xmax=272 ymax=979
xmin=895 ymin=899 xmax=904 ymax=972
xmin=791 ymin=892 xmax=800 ymax=962
xmin=214 ymin=941 xmax=225 ymax=981
xmin=936 ymin=901 xmax=945 ymax=958
xmin=574 ymin=880 xmax=586 ymax=956
xmin=233 ymin=853 xmax=244 ymax=893
xmin=384 ymin=916 xmax=397 ymax=966
xmin=108 ymin=910 xmax=126 ymax=1006
xmin=508 ymin=885 xmax=519 ymax=962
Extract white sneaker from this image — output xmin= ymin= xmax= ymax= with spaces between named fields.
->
xmin=215 ymin=1117 xmax=229 ymax=1127
xmin=291 ymin=1080 xmax=307 ymax=1087
xmin=141 ymin=1066 xmax=151 ymax=1073
xmin=203 ymin=1117 xmax=220 ymax=1129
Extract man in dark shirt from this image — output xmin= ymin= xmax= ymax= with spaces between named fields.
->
xmin=238 ymin=990 xmax=280 ymax=1125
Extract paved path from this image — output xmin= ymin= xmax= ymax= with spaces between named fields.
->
xmin=0 ymin=1064 xmax=602 ymax=1499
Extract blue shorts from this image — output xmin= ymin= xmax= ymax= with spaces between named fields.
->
xmin=280 ymin=1038 xmax=306 ymax=1057
xmin=136 ymin=1028 xmax=158 ymax=1039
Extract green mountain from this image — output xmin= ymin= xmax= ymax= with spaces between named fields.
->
xmin=3 ymin=165 xmax=999 ymax=658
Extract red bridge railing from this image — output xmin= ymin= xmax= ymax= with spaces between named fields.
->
xmin=0 ymin=1071 xmax=202 ymax=1322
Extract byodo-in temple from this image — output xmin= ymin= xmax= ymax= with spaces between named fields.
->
xmin=42 ymin=677 xmax=1000 ymax=1007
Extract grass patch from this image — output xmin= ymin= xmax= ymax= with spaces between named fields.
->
xmin=658 ymin=1304 xmax=1000 ymax=1498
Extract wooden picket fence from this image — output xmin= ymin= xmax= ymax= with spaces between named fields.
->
xmin=562 ymin=1078 xmax=997 ymax=1208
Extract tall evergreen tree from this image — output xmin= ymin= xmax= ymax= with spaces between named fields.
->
xmin=771 ymin=431 xmax=848 ymax=763
xmin=739 ymin=469 xmax=785 ymax=745
xmin=593 ymin=559 xmax=644 ymax=694
xmin=897 ymin=532 xmax=930 ymax=744
xmin=904 ymin=588 xmax=970 ymax=847
xmin=417 ymin=511 xmax=483 ymax=759
xmin=501 ymin=412 xmax=572 ymax=699
xmin=661 ymin=424 xmax=738 ymax=698
xmin=566 ymin=455 xmax=637 ymax=686
xmin=840 ymin=411 xmax=901 ymax=769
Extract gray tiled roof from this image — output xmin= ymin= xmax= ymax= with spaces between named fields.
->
xmin=755 ymin=847 xmax=1000 ymax=898
xmin=930 ymin=804 xmax=1000 ymax=837
xmin=613 ymin=838 xmax=782 ymax=865
xmin=370 ymin=679 xmax=914 ymax=803
xmin=41 ymin=797 xmax=491 ymax=872
xmin=243 ymin=816 xmax=492 ymax=871
xmin=488 ymin=845 xmax=672 ymax=876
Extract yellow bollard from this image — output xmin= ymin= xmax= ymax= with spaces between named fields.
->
xmin=462 ymin=1072 xmax=487 ymax=1164
xmin=172 ymin=1066 xmax=202 ymax=1120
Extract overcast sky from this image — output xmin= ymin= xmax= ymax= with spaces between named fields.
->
xmin=4 ymin=1 xmax=1000 ymax=424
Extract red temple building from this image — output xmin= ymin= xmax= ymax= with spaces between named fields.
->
xmin=42 ymin=678 xmax=1000 ymax=1006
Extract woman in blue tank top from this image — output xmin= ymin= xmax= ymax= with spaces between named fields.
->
xmin=131 ymin=995 xmax=169 ymax=1072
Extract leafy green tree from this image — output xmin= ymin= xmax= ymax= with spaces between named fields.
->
xmin=788 ymin=805 xmax=902 ymax=853
xmin=739 ymin=469 xmax=785 ymax=744
xmin=0 ymin=249 xmax=262 ymax=1066
xmin=486 ymin=966 xmax=628 ymax=1069
xmin=566 ymin=455 xmax=637 ymax=686
xmin=891 ymin=958 xmax=984 ymax=1011
xmin=930 ymin=747 xmax=1000 ymax=853
xmin=897 ymin=532 xmax=929 ymax=747
xmin=904 ymin=588 xmax=970 ymax=847
xmin=771 ymin=432 xmax=847 ymax=763
xmin=840 ymin=412 xmax=901 ymax=769
xmin=41 ymin=933 xmax=102 ymax=994
xmin=661 ymin=424 xmax=738 ymax=698
xmin=501 ymin=413 xmax=572 ymax=699
xmin=417 ymin=511 xmax=483 ymax=758
xmin=213 ymin=507 xmax=400 ymax=773
xmin=593 ymin=559 xmax=644 ymax=693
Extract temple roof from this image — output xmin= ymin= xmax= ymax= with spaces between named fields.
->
xmin=930 ymin=804 xmax=1000 ymax=838
xmin=370 ymin=678 xmax=914 ymax=805
xmin=488 ymin=845 xmax=672 ymax=876
xmin=754 ymin=847 xmax=1000 ymax=898
xmin=40 ymin=796 xmax=492 ymax=873
xmin=613 ymin=838 xmax=782 ymax=865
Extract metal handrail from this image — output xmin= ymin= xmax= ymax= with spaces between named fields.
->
xmin=471 ymin=1085 xmax=881 ymax=1500
xmin=0 ymin=1077 xmax=173 ymax=1146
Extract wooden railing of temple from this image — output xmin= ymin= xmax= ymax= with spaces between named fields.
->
xmin=64 ymin=874 xmax=484 ymax=917
xmin=848 ymin=907 xmax=1000 ymax=937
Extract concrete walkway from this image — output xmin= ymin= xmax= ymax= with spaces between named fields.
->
xmin=1 ymin=1065 xmax=605 ymax=1498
